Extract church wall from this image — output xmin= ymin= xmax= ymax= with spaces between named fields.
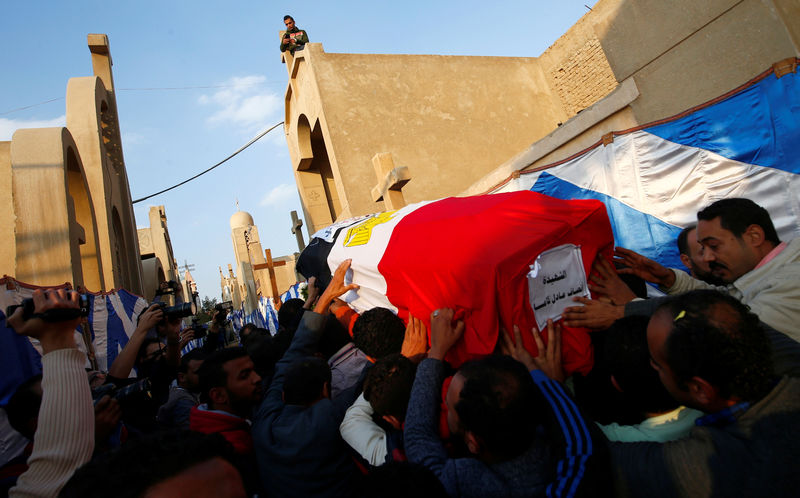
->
xmin=284 ymin=45 xmax=568 ymax=232
xmin=465 ymin=0 xmax=799 ymax=192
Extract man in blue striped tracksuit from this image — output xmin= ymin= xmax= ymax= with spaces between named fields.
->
xmin=405 ymin=308 xmax=609 ymax=498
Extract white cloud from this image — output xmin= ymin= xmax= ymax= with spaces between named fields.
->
xmin=259 ymin=183 xmax=297 ymax=207
xmin=199 ymin=76 xmax=282 ymax=129
xmin=0 ymin=115 xmax=66 ymax=141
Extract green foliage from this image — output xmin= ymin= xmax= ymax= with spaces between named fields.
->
xmin=195 ymin=296 xmax=219 ymax=324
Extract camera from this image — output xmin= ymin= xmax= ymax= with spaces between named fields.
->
xmin=154 ymin=301 xmax=197 ymax=321
xmin=5 ymin=294 xmax=90 ymax=323
xmin=92 ymin=378 xmax=153 ymax=405
xmin=155 ymin=280 xmax=181 ymax=296
xmin=188 ymin=318 xmax=208 ymax=340
xmin=214 ymin=301 xmax=234 ymax=324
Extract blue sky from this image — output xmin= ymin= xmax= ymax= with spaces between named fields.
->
xmin=1 ymin=1 xmax=596 ymax=300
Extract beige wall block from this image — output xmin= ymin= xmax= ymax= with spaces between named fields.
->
xmin=10 ymin=128 xmax=104 ymax=289
xmin=624 ymin=0 xmax=798 ymax=122
xmin=0 ymin=142 xmax=16 ymax=278
xmin=284 ymin=44 xmax=567 ymax=231
xmin=594 ymin=0 xmax=741 ymax=82
xmin=772 ymin=0 xmax=800 ymax=51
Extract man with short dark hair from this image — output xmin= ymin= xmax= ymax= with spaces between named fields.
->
xmin=190 ymin=347 xmax=262 ymax=494
xmin=340 ymin=354 xmax=417 ymax=465
xmin=353 ymin=307 xmax=406 ymax=360
xmin=598 ymin=316 xmax=701 ymax=442
xmin=190 ymin=348 xmax=261 ymax=454
xmin=405 ymin=309 xmax=605 ymax=497
xmin=280 ymin=15 xmax=309 ymax=54
xmin=610 ymin=289 xmax=800 ymax=497
xmin=676 ymin=224 xmax=724 ymax=285
xmin=615 ymin=198 xmax=800 ymax=340
xmin=158 ymin=349 xmax=206 ymax=429
xmin=253 ymin=260 xmax=361 ymax=497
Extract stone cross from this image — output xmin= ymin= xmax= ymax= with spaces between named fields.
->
xmin=371 ymin=152 xmax=411 ymax=211
xmin=291 ymin=210 xmax=306 ymax=251
xmin=253 ymin=249 xmax=286 ymax=308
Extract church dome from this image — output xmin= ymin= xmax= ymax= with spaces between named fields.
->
xmin=230 ymin=210 xmax=254 ymax=229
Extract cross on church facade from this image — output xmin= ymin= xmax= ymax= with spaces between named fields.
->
xmin=290 ymin=210 xmax=306 ymax=252
xmin=371 ymin=152 xmax=411 ymax=211
xmin=253 ymin=248 xmax=285 ymax=308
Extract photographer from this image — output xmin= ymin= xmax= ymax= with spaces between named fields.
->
xmin=102 ymin=303 xmax=186 ymax=433
xmin=6 ymin=289 xmax=94 ymax=497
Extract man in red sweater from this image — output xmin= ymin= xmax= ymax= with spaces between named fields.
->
xmin=189 ymin=347 xmax=262 ymax=493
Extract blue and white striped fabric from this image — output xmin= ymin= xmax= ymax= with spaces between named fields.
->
xmin=496 ymin=67 xmax=800 ymax=270
xmin=229 ymin=281 xmax=306 ymax=335
xmin=0 ymin=281 xmax=148 ymax=404
xmin=87 ymin=289 xmax=149 ymax=371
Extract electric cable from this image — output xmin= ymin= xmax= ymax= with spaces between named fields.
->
xmin=132 ymin=121 xmax=284 ymax=204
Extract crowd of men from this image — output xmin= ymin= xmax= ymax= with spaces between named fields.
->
xmin=1 ymin=196 xmax=798 ymax=497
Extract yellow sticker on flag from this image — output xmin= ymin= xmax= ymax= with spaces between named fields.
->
xmin=343 ymin=211 xmax=397 ymax=247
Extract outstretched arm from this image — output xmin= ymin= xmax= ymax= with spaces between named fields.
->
xmin=8 ymin=290 xmax=94 ymax=498
xmin=107 ymin=304 xmax=163 ymax=379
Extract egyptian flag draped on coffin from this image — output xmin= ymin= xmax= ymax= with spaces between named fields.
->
xmin=297 ymin=191 xmax=614 ymax=375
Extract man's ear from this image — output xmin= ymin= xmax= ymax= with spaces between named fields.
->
xmin=381 ymin=415 xmax=403 ymax=430
xmin=209 ymin=386 xmax=228 ymax=407
xmin=679 ymin=253 xmax=692 ymax=270
xmin=686 ymin=376 xmax=717 ymax=407
xmin=322 ymin=381 xmax=331 ymax=400
xmin=464 ymin=431 xmax=482 ymax=456
xmin=743 ymin=224 xmax=766 ymax=248
xmin=177 ymin=372 xmax=187 ymax=384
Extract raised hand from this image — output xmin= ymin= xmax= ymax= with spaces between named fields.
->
xmin=562 ymin=296 xmax=624 ymax=329
xmin=501 ymin=320 xmax=564 ymax=382
xmin=428 ymin=308 xmax=465 ymax=361
xmin=589 ymin=255 xmax=636 ymax=305
xmin=7 ymin=289 xmax=80 ymax=353
xmin=314 ymin=260 xmax=360 ymax=314
xmin=614 ymin=247 xmax=675 ymax=288
xmin=401 ymin=314 xmax=428 ymax=358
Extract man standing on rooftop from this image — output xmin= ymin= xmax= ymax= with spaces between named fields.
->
xmin=281 ymin=15 xmax=309 ymax=55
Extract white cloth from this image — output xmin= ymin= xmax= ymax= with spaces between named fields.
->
xmin=598 ymin=406 xmax=703 ymax=443
xmin=339 ymin=393 xmax=387 ymax=466
xmin=666 ymin=238 xmax=800 ymax=342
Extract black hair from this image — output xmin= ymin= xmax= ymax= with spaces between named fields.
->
xmin=197 ymin=347 xmax=249 ymax=400
xmin=282 ymin=357 xmax=331 ymax=405
xmin=245 ymin=331 xmax=278 ymax=382
xmin=603 ymin=316 xmax=678 ymax=415
xmin=363 ymin=354 xmax=417 ymax=420
xmin=697 ymin=198 xmax=780 ymax=245
xmin=656 ymin=289 xmax=774 ymax=402
xmin=135 ymin=337 xmax=164 ymax=366
xmin=178 ymin=348 xmax=207 ymax=374
xmin=353 ymin=308 xmax=405 ymax=359
xmin=455 ymin=355 xmax=539 ymax=460
xmin=677 ymin=224 xmax=697 ymax=256
xmin=278 ymin=298 xmax=305 ymax=333
xmin=283 ymin=15 xmax=294 ymax=22
xmin=6 ymin=374 xmax=43 ymax=439
xmin=60 ymin=431 xmax=241 ymax=498
xmin=355 ymin=461 xmax=448 ymax=498
xmin=239 ymin=323 xmax=258 ymax=341
xmin=318 ymin=314 xmax=352 ymax=360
